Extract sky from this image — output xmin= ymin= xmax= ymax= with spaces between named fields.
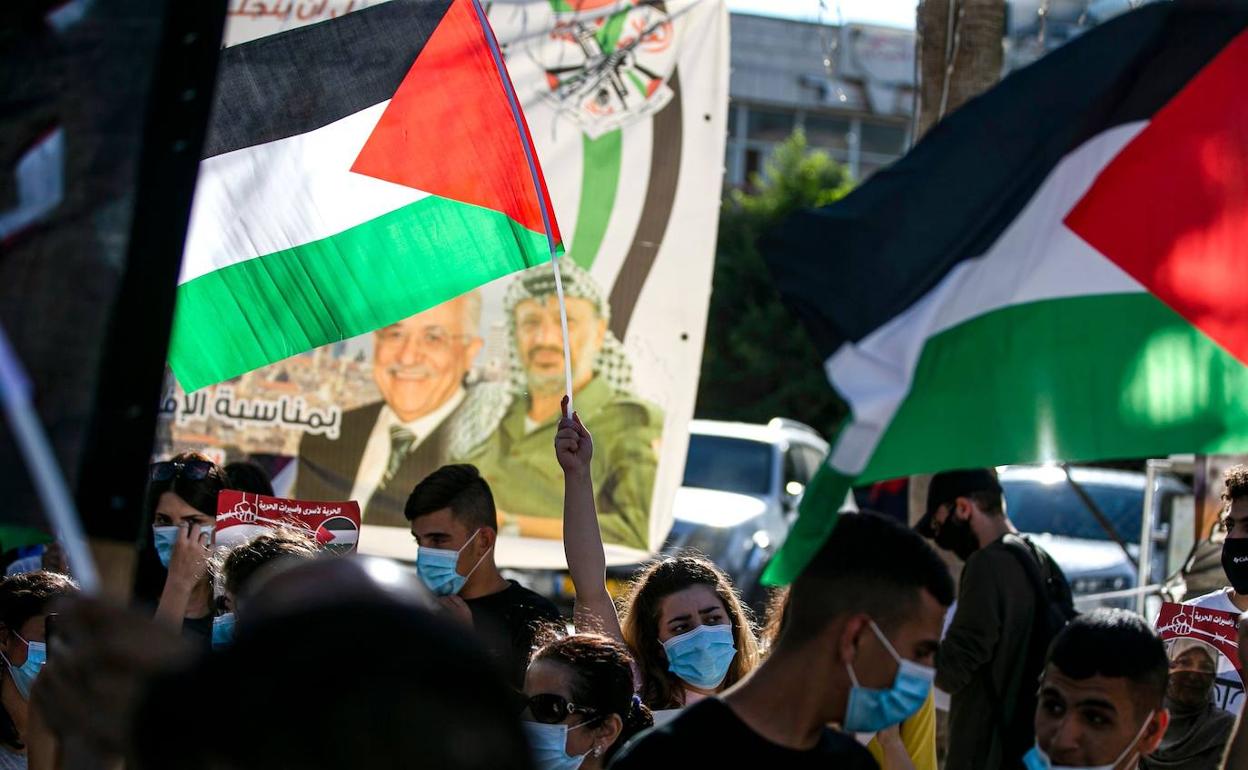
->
xmin=725 ymin=0 xmax=917 ymax=29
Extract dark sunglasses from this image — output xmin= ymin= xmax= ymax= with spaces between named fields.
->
xmin=150 ymin=460 xmax=215 ymax=482
xmin=521 ymin=693 xmax=597 ymax=725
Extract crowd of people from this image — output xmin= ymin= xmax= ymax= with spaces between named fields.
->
xmin=0 ymin=401 xmax=1247 ymax=769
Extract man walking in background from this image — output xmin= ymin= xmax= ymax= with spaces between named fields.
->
xmin=915 ymin=468 xmax=1075 ymax=769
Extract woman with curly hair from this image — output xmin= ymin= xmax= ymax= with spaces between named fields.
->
xmin=554 ymin=398 xmax=759 ymax=713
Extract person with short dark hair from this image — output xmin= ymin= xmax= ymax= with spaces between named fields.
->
xmin=914 ymin=468 xmax=1074 ymax=769
xmin=1184 ymin=464 xmax=1248 ymax=715
xmin=1029 ymin=609 xmax=1169 ymax=769
xmin=0 ymin=570 xmax=78 ymax=769
xmin=610 ymin=511 xmax=953 ymax=769
xmin=147 ymin=453 xmax=228 ymax=644
xmin=522 ymin=634 xmax=653 ymax=769
xmin=407 ymin=464 xmax=561 ymax=688
xmin=222 ymin=460 xmax=274 ymax=497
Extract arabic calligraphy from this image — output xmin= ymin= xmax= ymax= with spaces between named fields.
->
xmin=158 ymin=385 xmax=341 ymax=440
xmin=227 ymin=0 xmax=364 ymax=21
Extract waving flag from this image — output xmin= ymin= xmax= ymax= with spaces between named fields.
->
xmin=762 ymin=4 xmax=1248 ymax=584
xmin=170 ymin=0 xmax=560 ymax=392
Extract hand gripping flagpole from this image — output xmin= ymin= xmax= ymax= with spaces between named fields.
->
xmin=0 ymin=323 xmax=100 ymax=593
xmin=471 ymin=0 xmax=575 ymax=411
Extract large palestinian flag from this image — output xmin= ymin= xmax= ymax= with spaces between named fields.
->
xmin=170 ymin=0 xmax=560 ymax=391
xmin=762 ymin=3 xmax=1248 ymax=584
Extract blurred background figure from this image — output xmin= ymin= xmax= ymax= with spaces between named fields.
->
xmin=223 ymin=460 xmax=275 ymax=497
xmin=0 ymin=570 xmax=78 ymax=769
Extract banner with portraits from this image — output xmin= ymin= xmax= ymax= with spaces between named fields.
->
xmin=155 ymin=0 xmax=730 ymax=567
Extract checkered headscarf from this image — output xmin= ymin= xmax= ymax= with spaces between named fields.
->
xmin=448 ymin=259 xmax=634 ymax=456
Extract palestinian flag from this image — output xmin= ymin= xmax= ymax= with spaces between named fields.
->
xmin=315 ymin=515 xmax=360 ymax=555
xmin=170 ymin=0 xmax=560 ymax=391
xmin=761 ymin=4 xmax=1248 ymax=584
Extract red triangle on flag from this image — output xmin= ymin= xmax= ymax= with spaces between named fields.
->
xmin=1065 ymin=30 xmax=1248 ymax=365
xmin=351 ymin=0 xmax=559 ymax=243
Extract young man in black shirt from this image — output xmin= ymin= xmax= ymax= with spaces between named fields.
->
xmin=406 ymin=464 xmax=561 ymax=688
xmin=610 ymin=511 xmax=954 ymax=769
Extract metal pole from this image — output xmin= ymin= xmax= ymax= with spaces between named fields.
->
xmin=1139 ymin=459 xmax=1164 ymax=615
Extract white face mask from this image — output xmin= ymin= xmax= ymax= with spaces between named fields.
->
xmin=1023 ymin=710 xmax=1154 ymax=770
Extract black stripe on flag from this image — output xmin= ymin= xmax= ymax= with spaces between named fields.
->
xmin=203 ymin=0 xmax=454 ymax=159
xmin=762 ymin=3 xmax=1248 ymax=359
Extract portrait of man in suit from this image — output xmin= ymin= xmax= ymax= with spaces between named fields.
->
xmin=294 ymin=291 xmax=482 ymax=526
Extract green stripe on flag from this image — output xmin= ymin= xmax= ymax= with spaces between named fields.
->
xmin=169 ymin=195 xmax=552 ymax=391
xmin=765 ymin=292 xmax=1248 ymax=585
xmin=763 ymin=463 xmax=851 ymax=585
xmin=0 ymin=526 xmax=53 ymax=554
xmin=570 ymin=130 xmax=622 ymax=269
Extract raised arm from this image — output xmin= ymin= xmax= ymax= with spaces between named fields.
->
xmin=555 ymin=396 xmax=624 ymax=642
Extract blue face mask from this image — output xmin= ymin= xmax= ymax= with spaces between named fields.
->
xmin=522 ymin=720 xmax=589 ymax=770
xmin=212 ymin=612 xmax=236 ymax=650
xmin=843 ymin=620 xmax=934 ymax=733
xmin=416 ymin=529 xmax=489 ymax=597
xmin=1022 ymin=710 xmax=1153 ymax=770
xmin=152 ymin=523 xmax=214 ymax=568
xmin=2 ymin=634 xmax=46 ymax=701
xmin=662 ymin=623 xmax=737 ymax=690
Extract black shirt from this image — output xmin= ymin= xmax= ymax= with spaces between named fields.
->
xmin=609 ymin=698 xmax=879 ymax=769
xmin=465 ymin=580 xmax=562 ymax=688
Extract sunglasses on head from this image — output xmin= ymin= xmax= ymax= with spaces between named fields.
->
xmin=150 ymin=460 xmax=215 ymax=482
xmin=522 ymin=693 xmax=597 ymax=725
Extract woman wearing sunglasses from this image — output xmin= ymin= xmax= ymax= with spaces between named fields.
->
xmin=522 ymin=634 xmax=653 ymax=770
xmin=147 ymin=453 xmax=227 ymax=644
xmin=555 ymin=399 xmax=760 ymax=714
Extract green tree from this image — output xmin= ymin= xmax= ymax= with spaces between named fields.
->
xmin=695 ymin=130 xmax=853 ymax=440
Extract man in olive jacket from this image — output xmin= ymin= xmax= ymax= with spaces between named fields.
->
xmin=916 ymin=469 xmax=1073 ymax=770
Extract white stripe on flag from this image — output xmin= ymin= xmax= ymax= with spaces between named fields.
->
xmin=827 ymin=122 xmax=1150 ymax=476
xmin=181 ymin=101 xmax=433 ymax=286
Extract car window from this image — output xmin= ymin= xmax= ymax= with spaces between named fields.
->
xmin=1004 ymin=479 xmax=1142 ymax=542
xmin=683 ymin=435 xmax=774 ymax=496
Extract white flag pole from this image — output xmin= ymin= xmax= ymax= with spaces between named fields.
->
xmin=471 ymin=0 xmax=575 ymax=411
xmin=0 ymin=323 xmax=100 ymax=594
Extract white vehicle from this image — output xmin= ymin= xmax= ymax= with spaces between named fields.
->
xmin=661 ymin=418 xmax=830 ymax=610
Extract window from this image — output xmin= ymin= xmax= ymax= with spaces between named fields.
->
xmin=859 ymin=121 xmax=907 ymax=156
xmin=683 ymin=435 xmax=774 ymax=496
xmin=728 ymin=104 xmax=738 ymax=138
xmin=747 ymin=109 xmax=796 ymax=142
xmin=805 ymin=114 xmax=851 ymax=151
xmin=1005 ymin=481 xmax=1142 ymax=542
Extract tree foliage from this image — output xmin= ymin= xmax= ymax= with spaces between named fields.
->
xmin=695 ymin=130 xmax=853 ymax=440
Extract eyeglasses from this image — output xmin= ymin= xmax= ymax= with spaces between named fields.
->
xmin=521 ymin=693 xmax=597 ymax=725
xmin=150 ymin=460 xmax=216 ymax=482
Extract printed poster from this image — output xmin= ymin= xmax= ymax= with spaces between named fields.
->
xmin=1156 ymin=601 xmax=1244 ymax=714
xmin=156 ymin=0 xmax=730 ymax=568
xmin=215 ymin=490 xmax=362 ymax=554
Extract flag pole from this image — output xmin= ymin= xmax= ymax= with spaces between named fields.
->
xmin=470 ymin=0 xmax=575 ymax=411
xmin=0 ymin=323 xmax=100 ymax=593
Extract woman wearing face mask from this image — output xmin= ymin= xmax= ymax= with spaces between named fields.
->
xmin=522 ymin=634 xmax=653 ymax=770
xmin=555 ymin=400 xmax=760 ymax=714
xmin=146 ymin=453 xmax=227 ymax=644
xmin=1140 ymin=640 xmax=1236 ymax=770
xmin=211 ymin=527 xmax=320 ymax=649
xmin=0 ymin=570 xmax=78 ymax=769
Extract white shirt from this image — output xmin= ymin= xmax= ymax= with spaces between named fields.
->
xmin=349 ymin=389 xmax=465 ymax=512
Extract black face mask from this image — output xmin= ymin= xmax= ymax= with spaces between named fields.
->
xmin=1222 ymin=538 xmax=1248 ymax=594
xmin=935 ymin=511 xmax=979 ymax=561
xmin=1167 ymin=670 xmax=1216 ymax=711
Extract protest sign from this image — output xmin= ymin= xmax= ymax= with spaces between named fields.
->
xmin=215 ymin=490 xmax=362 ymax=555
xmin=156 ymin=0 xmax=730 ymax=569
xmin=1157 ymin=601 xmax=1245 ymax=713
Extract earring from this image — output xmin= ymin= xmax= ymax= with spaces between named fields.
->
xmin=593 ymin=746 xmax=603 ymax=758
